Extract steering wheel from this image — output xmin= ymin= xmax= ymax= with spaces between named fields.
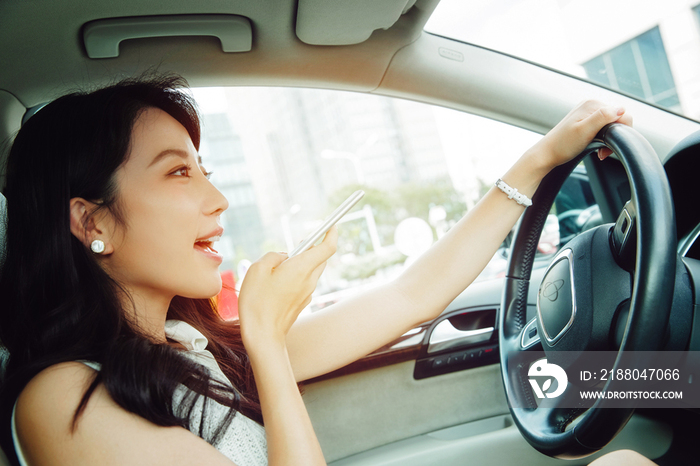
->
xmin=498 ymin=123 xmax=677 ymax=458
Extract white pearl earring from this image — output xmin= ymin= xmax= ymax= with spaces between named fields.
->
xmin=90 ymin=239 xmax=105 ymax=254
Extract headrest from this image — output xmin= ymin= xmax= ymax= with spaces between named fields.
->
xmin=0 ymin=192 xmax=6 ymax=269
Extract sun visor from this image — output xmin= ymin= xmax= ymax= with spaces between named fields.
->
xmin=296 ymin=0 xmax=418 ymax=45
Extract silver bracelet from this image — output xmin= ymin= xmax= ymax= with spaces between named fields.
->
xmin=495 ymin=178 xmax=532 ymax=207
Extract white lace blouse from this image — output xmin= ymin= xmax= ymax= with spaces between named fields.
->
xmin=11 ymin=320 xmax=268 ymax=465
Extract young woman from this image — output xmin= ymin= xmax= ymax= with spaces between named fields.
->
xmin=0 ymin=75 xmax=636 ymax=465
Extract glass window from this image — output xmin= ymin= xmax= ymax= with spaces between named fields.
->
xmin=425 ymin=0 xmax=695 ymax=119
xmin=553 ymin=166 xmax=600 ymax=245
xmin=582 ymin=28 xmax=680 ymax=110
xmin=193 ymin=87 xmax=546 ymax=315
xmin=481 ymin=164 xmax=600 ymax=282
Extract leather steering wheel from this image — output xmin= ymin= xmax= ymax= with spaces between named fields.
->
xmin=498 ymin=123 xmax=677 ymax=458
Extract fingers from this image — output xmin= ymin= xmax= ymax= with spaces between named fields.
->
xmin=240 ymin=230 xmax=334 ymax=340
xmin=598 ymin=147 xmax=613 ymax=160
xmin=587 ymin=103 xmax=632 ymax=161
xmin=579 ymin=101 xmax=632 ymax=161
xmin=579 ymin=100 xmax=632 ymax=128
xmin=588 ymin=105 xmax=625 ymax=128
xmin=256 ymin=251 xmax=289 ymax=271
xmin=617 ymin=111 xmax=633 ymax=127
xmin=292 ymin=225 xmax=338 ymax=267
xmin=261 ymin=225 xmax=336 ymax=273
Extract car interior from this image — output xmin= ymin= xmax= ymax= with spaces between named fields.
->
xmin=1 ymin=0 xmax=699 ymax=465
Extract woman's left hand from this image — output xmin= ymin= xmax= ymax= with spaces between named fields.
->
xmin=529 ymin=100 xmax=633 ymax=170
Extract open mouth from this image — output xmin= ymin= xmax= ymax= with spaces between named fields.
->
xmin=194 ymin=235 xmax=221 ymax=254
xmin=194 ymin=240 xmax=219 ymax=254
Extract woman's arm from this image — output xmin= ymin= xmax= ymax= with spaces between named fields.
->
xmin=286 ymin=100 xmax=632 ymax=382
xmin=237 ymin=237 xmax=338 ymax=465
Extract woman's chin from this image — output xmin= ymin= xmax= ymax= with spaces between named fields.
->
xmin=182 ymin=278 xmax=223 ymax=300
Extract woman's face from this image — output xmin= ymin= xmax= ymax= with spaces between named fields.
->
xmin=102 ymin=107 xmax=229 ymax=307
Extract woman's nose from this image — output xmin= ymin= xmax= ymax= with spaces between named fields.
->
xmin=203 ymin=177 xmax=229 ymax=215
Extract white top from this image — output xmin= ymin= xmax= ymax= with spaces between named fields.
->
xmin=11 ymin=320 xmax=268 ymax=465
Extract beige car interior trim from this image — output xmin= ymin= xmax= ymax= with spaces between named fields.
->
xmin=0 ymin=91 xmax=25 ymax=172
xmin=328 ymin=413 xmax=671 ymax=465
xmin=0 ymin=0 xmax=438 ymax=107
xmin=376 ymin=33 xmax=700 ymax=160
xmin=303 ymin=361 xmax=509 ymax=462
xmin=303 ymin=360 xmax=673 ymax=464
xmin=296 ymin=0 xmax=419 ymax=45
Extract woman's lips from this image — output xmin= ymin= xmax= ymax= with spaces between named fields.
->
xmin=194 ymin=241 xmax=223 ymax=263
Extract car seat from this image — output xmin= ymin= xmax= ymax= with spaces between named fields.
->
xmin=0 ymin=192 xmax=9 ymax=465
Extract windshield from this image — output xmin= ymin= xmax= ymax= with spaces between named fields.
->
xmin=425 ymin=0 xmax=698 ymax=120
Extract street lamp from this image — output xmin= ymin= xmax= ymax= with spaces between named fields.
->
xmin=280 ymin=203 xmax=301 ymax=252
xmin=320 ymin=132 xmax=379 ymax=185
xmin=321 ymin=149 xmax=365 ymax=184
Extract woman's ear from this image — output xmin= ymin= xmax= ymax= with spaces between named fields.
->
xmin=69 ymin=198 xmax=115 ymax=255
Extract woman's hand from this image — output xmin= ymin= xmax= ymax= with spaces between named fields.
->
xmin=237 ymin=227 xmax=337 ymax=466
xmin=237 ymin=226 xmax=338 ymax=347
xmin=527 ymin=100 xmax=633 ymax=170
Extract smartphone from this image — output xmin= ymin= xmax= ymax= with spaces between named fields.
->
xmin=289 ymin=190 xmax=365 ymax=257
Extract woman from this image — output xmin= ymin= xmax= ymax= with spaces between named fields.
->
xmin=0 ymin=75 xmax=637 ymax=465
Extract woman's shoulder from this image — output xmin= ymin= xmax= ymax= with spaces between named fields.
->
xmin=14 ymin=362 xmax=101 ymax=463
xmin=17 ymin=361 xmax=98 ymax=421
xmin=15 ymin=363 xmax=98 ymax=440
xmin=14 ymin=362 xmax=236 ymax=465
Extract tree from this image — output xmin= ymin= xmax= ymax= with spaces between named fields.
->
xmin=327 ymin=179 xmax=467 ymax=254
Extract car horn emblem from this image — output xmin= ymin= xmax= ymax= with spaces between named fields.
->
xmin=537 ymin=249 xmax=576 ymax=344
xmin=542 ymin=279 xmax=564 ymax=302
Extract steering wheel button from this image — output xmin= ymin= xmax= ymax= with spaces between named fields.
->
xmin=537 ymin=249 xmax=575 ymax=344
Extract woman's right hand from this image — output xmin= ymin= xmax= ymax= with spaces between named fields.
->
xmin=238 ymin=228 xmax=337 ymax=465
xmin=237 ymin=226 xmax=338 ymax=347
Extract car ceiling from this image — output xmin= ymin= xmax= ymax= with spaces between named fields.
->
xmin=0 ymin=0 xmax=436 ymax=107
xmin=1 ymin=0 xmax=699 ymax=187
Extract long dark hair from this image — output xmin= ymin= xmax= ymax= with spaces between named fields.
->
xmin=0 ymin=75 xmax=261 ymax=464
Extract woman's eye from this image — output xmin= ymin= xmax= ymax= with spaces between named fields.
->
xmin=202 ymin=168 xmax=214 ymax=180
xmin=171 ymin=165 xmax=191 ymax=177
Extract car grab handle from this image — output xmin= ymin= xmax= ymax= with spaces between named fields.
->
xmin=427 ymin=320 xmax=494 ymax=354
xmin=83 ymin=15 xmax=253 ymax=59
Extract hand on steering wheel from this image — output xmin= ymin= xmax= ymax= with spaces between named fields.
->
xmin=499 ymin=123 xmax=688 ymax=458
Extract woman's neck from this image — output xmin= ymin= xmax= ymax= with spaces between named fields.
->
xmin=121 ymin=288 xmax=173 ymax=343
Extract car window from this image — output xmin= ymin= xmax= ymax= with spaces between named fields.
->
xmin=479 ymin=164 xmax=600 ymax=282
xmin=554 ymin=166 xmax=600 ymax=246
xmin=425 ymin=0 xmax=699 ymax=121
xmin=192 ymin=87 xmax=544 ymax=317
